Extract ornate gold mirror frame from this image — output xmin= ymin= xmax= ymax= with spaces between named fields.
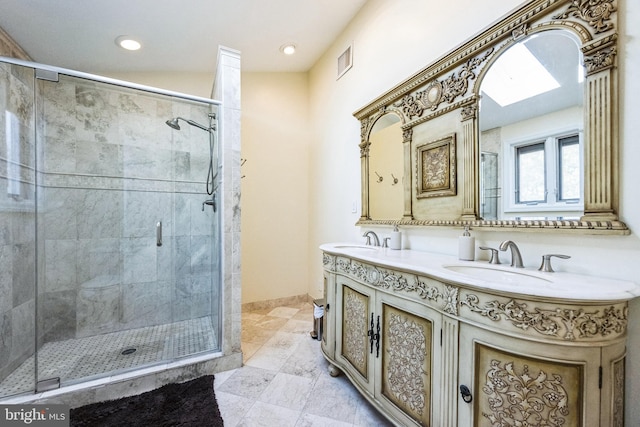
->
xmin=355 ymin=0 xmax=628 ymax=234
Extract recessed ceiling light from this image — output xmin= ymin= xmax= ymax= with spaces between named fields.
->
xmin=115 ymin=36 xmax=141 ymax=51
xmin=280 ymin=43 xmax=296 ymax=55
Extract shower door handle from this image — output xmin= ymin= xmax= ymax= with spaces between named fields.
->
xmin=156 ymin=221 xmax=162 ymax=247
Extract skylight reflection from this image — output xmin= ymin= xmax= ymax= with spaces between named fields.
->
xmin=481 ymin=43 xmax=560 ymax=107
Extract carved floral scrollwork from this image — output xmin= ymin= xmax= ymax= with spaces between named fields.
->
xmin=398 ymin=94 xmax=424 ymax=119
xmin=343 ymin=287 xmax=368 ymax=377
xmin=554 ymin=0 xmax=616 ymax=33
xmin=443 ymin=286 xmax=459 ymax=315
xmin=337 ymin=259 xmax=445 ymax=303
xmin=322 ymin=253 xmax=336 ymax=271
xmin=460 ymin=105 xmax=476 ymax=121
xmin=440 ymin=49 xmax=494 ymax=105
xmin=402 ymin=127 xmax=413 ymax=144
xmin=584 ymin=46 xmax=617 ymax=73
xmin=386 ymin=311 xmax=427 ymax=416
xmin=393 ymin=48 xmax=493 ymax=122
xmin=482 ymin=360 xmax=571 ymax=426
xmin=412 ymin=278 xmax=443 ymax=301
xmin=613 ymin=358 xmax=625 ymax=427
xmin=461 ymin=295 xmax=628 ymax=340
xmin=360 ymin=116 xmax=371 ymax=144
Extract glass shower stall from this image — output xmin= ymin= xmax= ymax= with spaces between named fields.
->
xmin=0 ymin=58 xmax=222 ymax=398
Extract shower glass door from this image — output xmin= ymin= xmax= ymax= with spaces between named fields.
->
xmin=0 ymin=61 xmax=37 ymax=397
xmin=0 ymin=58 xmax=222 ymax=398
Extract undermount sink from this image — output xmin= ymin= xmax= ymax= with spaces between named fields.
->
xmin=444 ymin=265 xmax=552 ymax=286
xmin=333 ymin=244 xmax=379 ymax=251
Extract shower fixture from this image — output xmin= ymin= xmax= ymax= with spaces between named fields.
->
xmin=165 ymin=115 xmax=214 ymax=132
xmin=166 ymin=113 xmax=219 ymax=211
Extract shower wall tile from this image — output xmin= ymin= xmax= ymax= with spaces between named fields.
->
xmin=190 ymin=235 xmax=212 ymax=276
xmin=10 ymin=211 xmax=35 ymax=245
xmin=191 ymin=291 xmax=212 ymax=319
xmin=39 ymin=290 xmax=76 ymax=342
xmin=42 ymin=137 xmax=76 ymax=174
xmin=171 ymin=297 xmax=191 ymax=323
xmin=174 ymin=151 xmax=191 ymax=181
xmin=10 ymin=299 xmax=35 ymax=361
xmin=122 ymin=145 xmax=173 ymax=181
xmin=123 ymin=191 xmax=162 ymax=238
xmin=159 ymin=193 xmax=175 ymax=238
xmin=120 ymin=280 xmax=172 ymax=328
xmin=76 ymin=282 xmax=120 ymax=338
xmin=40 ymin=80 xmax=77 ymax=142
xmin=156 ymin=237 xmax=173 ymax=281
xmin=0 ymin=313 xmax=11 ymax=367
xmin=119 ymin=113 xmax=165 ymax=151
xmin=174 ymin=236 xmax=191 ymax=278
xmin=172 ymin=292 xmax=212 ymax=322
xmin=42 ymin=188 xmax=78 ymax=240
xmin=175 ymin=276 xmax=195 ymax=299
xmin=12 ymin=242 xmax=35 ymax=308
xmin=44 ymin=239 xmax=77 ymax=292
xmin=75 ymin=140 xmax=122 ymax=176
xmin=74 ymin=85 xmax=118 ymax=144
xmin=173 ymin=194 xmax=191 ymax=237
xmin=76 ymin=190 xmax=122 ymax=239
xmin=76 ymin=238 xmax=122 ymax=285
xmin=122 ymin=238 xmax=157 ymax=285
xmin=0 ymin=245 xmax=13 ymax=313
xmin=191 ymin=198 xmax=214 ymax=236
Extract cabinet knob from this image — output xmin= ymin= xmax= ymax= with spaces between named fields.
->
xmin=459 ymin=385 xmax=473 ymax=403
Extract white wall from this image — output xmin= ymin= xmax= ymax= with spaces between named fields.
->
xmin=241 ymin=72 xmax=311 ymax=304
xmin=307 ymin=0 xmax=640 ymax=422
xmin=99 ymin=71 xmax=215 ymax=99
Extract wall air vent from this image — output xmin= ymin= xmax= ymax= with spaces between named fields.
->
xmin=337 ymin=44 xmax=353 ymax=80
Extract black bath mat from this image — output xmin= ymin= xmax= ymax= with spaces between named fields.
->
xmin=70 ymin=375 xmax=223 ymax=426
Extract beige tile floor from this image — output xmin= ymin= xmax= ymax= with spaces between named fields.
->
xmin=214 ymin=302 xmax=393 ymax=427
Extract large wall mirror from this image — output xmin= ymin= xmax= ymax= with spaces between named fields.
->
xmin=355 ymin=0 xmax=628 ymax=234
xmin=479 ymin=30 xmax=584 ymax=221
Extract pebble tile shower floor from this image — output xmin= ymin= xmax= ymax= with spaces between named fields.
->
xmin=0 ymin=316 xmax=217 ymax=396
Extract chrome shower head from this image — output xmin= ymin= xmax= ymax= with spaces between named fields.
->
xmin=166 ymin=118 xmax=181 ymax=130
xmin=166 ymin=116 xmax=211 ymax=132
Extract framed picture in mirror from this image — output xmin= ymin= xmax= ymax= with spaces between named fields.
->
xmin=416 ymin=133 xmax=456 ymax=198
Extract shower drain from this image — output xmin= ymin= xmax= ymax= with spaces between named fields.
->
xmin=121 ymin=347 xmax=137 ymax=355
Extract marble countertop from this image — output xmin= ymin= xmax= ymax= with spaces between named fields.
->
xmin=320 ymin=243 xmax=640 ymax=302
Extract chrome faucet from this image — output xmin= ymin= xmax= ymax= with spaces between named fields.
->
xmin=499 ymin=240 xmax=524 ymax=268
xmin=363 ymin=230 xmax=380 ymax=246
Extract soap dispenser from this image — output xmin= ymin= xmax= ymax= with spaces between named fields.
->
xmin=390 ymin=224 xmax=402 ymax=250
xmin=458 ymin=225 xmax=475 ymax=260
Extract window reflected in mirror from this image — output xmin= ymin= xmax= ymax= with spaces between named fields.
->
xmin=479 ymin=30 xmax=584 ymax=221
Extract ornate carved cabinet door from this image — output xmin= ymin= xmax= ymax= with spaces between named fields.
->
xmin=376 ymin=292 xmax=442 ymax=427
xmin=335 ymin=276 xmax=376 ymax=395
xmin=458 ymin=324 xmax=601 ymax=427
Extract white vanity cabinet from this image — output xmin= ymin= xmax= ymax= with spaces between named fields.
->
xmin=320 ymin=244 xmax=638 ymax=427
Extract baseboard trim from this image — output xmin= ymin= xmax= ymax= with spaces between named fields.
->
xmin=241 ymin=294 xmax=312 ymax=312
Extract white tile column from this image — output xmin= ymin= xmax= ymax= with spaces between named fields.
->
xmin=212 ymin=46 xmax=243 ymax=357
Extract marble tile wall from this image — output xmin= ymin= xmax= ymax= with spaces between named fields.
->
xmin=0 ymin=62 xmax=37 ymax=384
xmin=0 ymin=59 xmax=226 ymax=387
xmin=36 ymin=74 xmax=220 ymax=343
